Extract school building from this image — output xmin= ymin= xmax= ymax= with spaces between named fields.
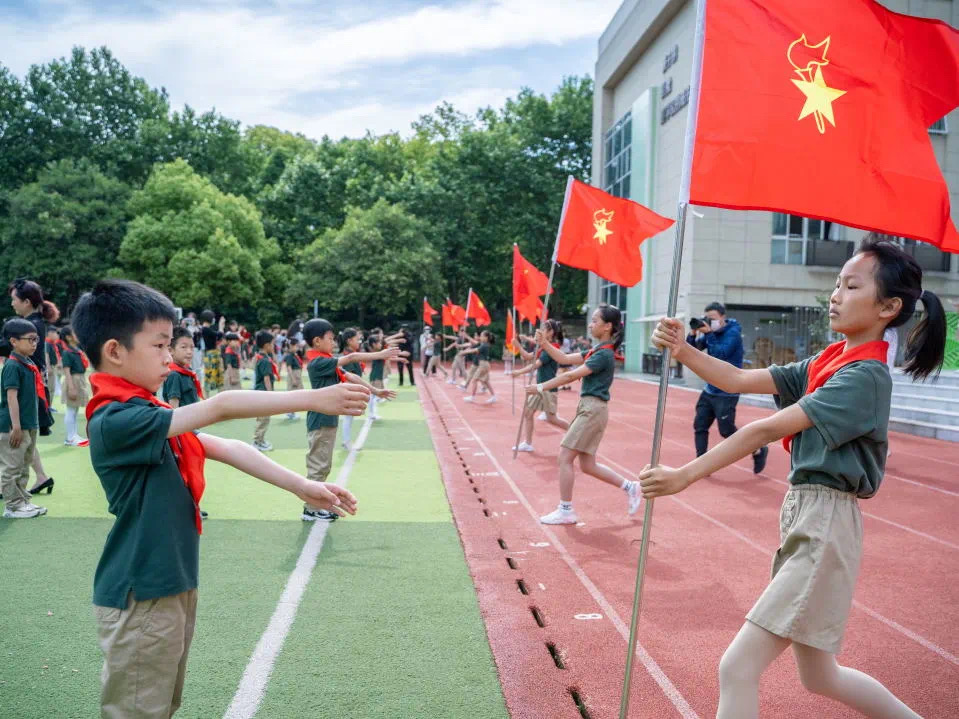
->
xmin=588 ymin=0 xmax=959 ymax=374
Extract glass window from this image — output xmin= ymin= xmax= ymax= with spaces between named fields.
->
xmin=772 ymin=213 xmax=787 ymax=236
xmin=787 ymin=240 xmax=803 ymax=265
xmin=788 ymin=215 xmax=803 ymax=237
xmin=624 ymin=119 xmax=632 ymax=146
xmin=603 ymin=111 xmax=632 ymax=199
xmin=807 ymin=218 xmax=822 ymax=239
xmin=621 ymin=174 xmax=630 ymax=199
xmin=771 ymin=238 xmax=786 ymax=264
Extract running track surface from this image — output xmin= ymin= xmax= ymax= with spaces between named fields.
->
xmin=418 ymin=367 xmax=959 ymax=718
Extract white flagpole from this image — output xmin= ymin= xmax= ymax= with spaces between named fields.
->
xmin=619 ymin=0 xmax=707 ymax=716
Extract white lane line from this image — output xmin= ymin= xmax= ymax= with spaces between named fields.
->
xmin=224 ymin=417 xmax=374 ymax=719
xmin=597 ymin=453 xmax=959 ymax=669
xmin=434 ymin=385 xmax=699 ymax=719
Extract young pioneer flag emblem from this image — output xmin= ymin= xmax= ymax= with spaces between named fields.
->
xmin=593 ymin=209 xmax=615 ymax=245
xmin=788 ymin=35 xmax=846 ymax=134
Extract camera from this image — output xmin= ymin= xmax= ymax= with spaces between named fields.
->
xmin=689 ymin=317 xmax=708 ymax=330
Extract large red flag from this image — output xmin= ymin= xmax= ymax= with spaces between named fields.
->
xmin=445 ymin=299 xmax=466 ymax=330
xmin=512 ymin=244 xmax=551 ymax=308
xmin=423 ymin=298 xmax=438 ymax=326
xmin=467 ymin=289 xmax=492 ymax=326
xmin=555 ymin=179 xmax=674 ymax=287
xmin=505 ymin=312 xmax=518 ymax=355
xmin=516 ymin=294 xmax=546 ymax=324
xmin=689 ymin=0 xmax=959 ymax=251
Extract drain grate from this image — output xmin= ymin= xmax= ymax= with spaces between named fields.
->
xmin=497 ymin=538 xmax=508 ymax=550
xmin=516 ymin=579 xmax=529 ymax=595
xmin=530 ymin=606 xmax=546 ymax=628
xmin=506 ymin=557 xmax=518 ymax=570
xmin=569 ymin=689 xmax=591 ymax=718
xmin=546 ymin=642 xmax=565 ymax=669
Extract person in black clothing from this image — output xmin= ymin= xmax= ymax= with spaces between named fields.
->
xmin=396 ymin=325 xmax=415 ymax=386
xmin=8 ymin=278 xmax=59 ymax=494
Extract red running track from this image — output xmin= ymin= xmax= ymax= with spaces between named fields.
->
xmin=417 ymin=367 xmax=959 ymax=719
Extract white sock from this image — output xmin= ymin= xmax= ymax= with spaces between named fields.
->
xmin=560 ymin=501 xmax=573 ymax=512
xmin=65 ymin=406 xmax=78 ymax=442
xmin=621 ymin=479 xmax=633 ymax=492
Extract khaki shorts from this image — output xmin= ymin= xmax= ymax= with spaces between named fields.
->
xmin=95 ymin=589 xmax=198 ymax=719
xmin=526 ymin=389 xmax=558 ymax=416
xmin=473 ymin=360 xmax=491 ymax=383
xmin=560 ymin=396 xmax=608 ymax=455
xmin=305 ymin=426 xmax=337 ymax=510
xmin=287 ymin=368 xmax=303 ymax=390
xmin=65 ymin=373 xmax=89 ymax=409
xmin=746 ymin=484 xmax=862 ymax=654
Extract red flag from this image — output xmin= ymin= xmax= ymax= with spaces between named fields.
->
xmin=689 ymin=0 xmax=959 ymax=251
xmin=505 ymin=313 xmax=518 ymax=355
xmin=512 ymin=244 xmax=551 ymax=307
xmin=516 ymin=294 xmax=545 ymax=324
xmin=467 ymin=289 xmax=491 ymax=326
xmin=555 ymin=179 xmax=674 ymax=287
xmin=442 ymin=304 xmax=454 ymax=328
xmin=423 ymin=298 xmax=438 ymax=326
xmin=445 ymin=299 xmax=466 ymax=330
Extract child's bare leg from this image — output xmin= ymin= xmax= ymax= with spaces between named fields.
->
xmin=523 ymin=407 xmax=535 ymax=444
xmin=717 ymin=621 xmax=790 ymax=719
xmin=546 ymin=413 xmax=570 ymax=431
xmin=792 ymin=643 xmax=920 ymax=718
xmin=577 ymin=454 xmax=628 ymax=489
xmin=558 ymin=447 xmax=578 ymax=502
xmin=482 ymin=379 xmax=495 ymax=396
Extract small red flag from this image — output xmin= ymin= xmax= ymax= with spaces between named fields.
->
xmin=512 ymin=244 xmax=551 ymax=308
xmin=689 ymin=0 xmax=959 ymax=251
xmin=555 ymin=179 xmax=674 ymax=287
xmin=445 ymin=299 xmax=466 ymax=330
xmin=423 ymin=298 xmax=438 ymax=326
xmin=516 ymin=294 xmax=545 ymax=324
xmin=505 ymin=313 xmax=517 ymax=355
xmin=467 ymin=289 xmax=491 ymax=327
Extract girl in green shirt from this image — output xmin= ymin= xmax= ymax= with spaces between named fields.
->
xmin=643 ymin=236 xmax=945 ymax=719
xmin=510 ymin=319 xmax=570 ymax=452
xmin=461 ymin=330 xmax=497 ymax=405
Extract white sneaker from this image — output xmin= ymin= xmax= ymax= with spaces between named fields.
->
xmin=286 ymin=412 xmax=297 ymax=420
xmin=26 ymin=503 xmax=47 ymax=516
xmin=463 ymin=396 xmax=474 ymax=403
xmin=512 ymin=442 xmax=534 ymax=452
xmin=341 ymin=442 xmax=352 ymax=451
xmin=252 ymin=441 xmax=273 ymax=452
xmin=627 ymin=481 xmax=642 ymax=515
xmin=540 ymin=507 xmax=579 ymax=525
xmin=3 ymin=505 xmax=42 ymax=518
xmin=537 ymin=412 xmax=548 ymax=421
xmin=484 ymin=396 xmax=497 ymax=405
xmin=446 ymin=379 xmax=455 ymax=385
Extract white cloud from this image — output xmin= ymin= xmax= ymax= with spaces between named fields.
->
xmin=0 ymin=0 xmax=619 ymax=137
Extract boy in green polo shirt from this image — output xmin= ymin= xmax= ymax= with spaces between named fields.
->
xmin=1 ymin=318 xmax=47 ymax=518
xmin=252 ymin=330 xmax=278 ymax=452
xmin=72 ymin=279 xmax=369 ymax=718
xmin=162 ymin=327 xmax=202 ymax=408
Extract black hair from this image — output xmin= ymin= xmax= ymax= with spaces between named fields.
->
xmin=171 ymin=326 xmax=193 ymax=346
xmin=59 ymin=325 xmax=76 ymax=343
xmin=9 ymin=278 xmax=60 ymax=323
xmin=3 ymin=317 xmax=39 ymax=340
xmin=45 ymin=325 xmax=59 ymax=335
xmin=481 ymin=330 xmax=494 ymax=344
xmin=224 ymin=332 xmax=240 ymax=341
xmin=857 ymin=235 xmax=946 ymax=381
xmin=303 ymin=318 xmax=335 ymax=347
xmin=596 ymin=303 xmax=624 ymax=352
xmin=254 ymin=329 xmax=274 ymax=349
xmin=544 ymin=318 xmax=564 ymax=343
xmin=199 ymin=309 xmax=216 ymax=324
xmin=704 ymin=301 xmax=726 ymax=316
xmin=287 ymin=319 xmax=303 ymax=338
xmin=72 ymin=279 xmax=177 ymax=367
xmin=339 ymin=327 xmax=360 ymax=349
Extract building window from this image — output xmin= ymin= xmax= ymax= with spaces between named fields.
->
xmin=771 ymin=213 xmax=844 ymax=265
xmin=602 ymin=112 xmax=632 ymax=314
xmin=930 ymin=117 xmax=948 ymax=135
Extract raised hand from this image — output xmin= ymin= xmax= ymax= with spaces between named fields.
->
xmin=650 ymin=318 xmax=688 ymax=360
xmin=638 ymin=463 xmax=690 ymax=498
xmin=311 ymin=383 xmax=370 ymax=416
xmin=375 ymin=388 xmax=397 ymax=400
xmin=296 ymin=480 xmax=358 ymax=515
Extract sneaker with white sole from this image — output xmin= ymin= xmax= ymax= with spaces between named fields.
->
xmin=252 ymin=441 xmax=273 ymax=452
xmin=3 ymin=505 xmax=42 ymax=518
xmin=341 ymin=442 xmax=352 ymax=451
xmin=540 ymin=507 xmax=579 ymax=525
xmin=537 ymin=412 xmax=548 ymax=421
xmin=512 ymin=442 xmax=534 ymax=452
xmin=26 ymin=503 xmax=48 ymax=516
xmin=286 ymin=412 xmax=298 ymax=420
xmin=463 ymin=396 xmax=474 ymax=403
xmin=627 ymin=481 xmax=642 ymax=515
xmin=302 ymin=508 xmax=338 ymax=522
xmin=64 ymin=438 xmax=89 ymax=447
xmin=484 ymin=396 xmax=497 ymax=405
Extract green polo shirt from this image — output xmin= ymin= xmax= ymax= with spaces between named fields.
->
xmin=45 ymin=341 xmax=59 ymax=366
xmin=342 ymin=358 xmax=362 ymax=376
xmin=89 ymin=399 xmax=199 ymax=608
xmin=223 ymin=349 xmax=240 ymax=370
xmin=62 ymin=348 xmax=85 ymax=377
xmin=285 ymin=352 xmax=303 ymax=370
xmin=369 ymin=359 xmax=385 ymax=382
xmin=162 ymin=368 xmax=200 ymax=407
xmin=307 ymin=356 xmax=340 ymax=429
xmin=254 ymin=355 xmax=275 ymax=391
xmin=477 ymin=343 xmax=490 ymax=361
xmin=0 ymin=354 xmax=40 ymax=432
xmin=536 ymin=349 xmax=559 ymax=392
xmin=770 ymin=357 xmax=891 ymax=497
xmin=580 ymin=347 xmax=615 ymax=402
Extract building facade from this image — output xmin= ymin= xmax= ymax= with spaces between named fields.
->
xmin=590 ymin=0 xmax=959 ymax=373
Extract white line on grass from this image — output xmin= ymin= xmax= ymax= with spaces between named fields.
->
xmin=223 ymin=416 xmax=374 ymax=719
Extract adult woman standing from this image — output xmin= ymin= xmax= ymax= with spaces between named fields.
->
xmin=9 ymin=279 xmax=59 ymax=494
xmin=199 ymin=309 xmax=225 ymax=394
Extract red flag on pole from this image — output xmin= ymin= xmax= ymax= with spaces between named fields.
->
xmin=688 ymin=0 xmax=959 ymax=251
xmin=555 ymin=179 xmax=674 ymax=287
xmin=512 ymin=244 xmax=551 ymax=308
xmin=423 ymin=298 xmax=438 ymax=326
xmin=445 ymin=298 xmax=466 ymax=330
xmin=467 ymin=289 xmax=491 ymax=326
xmin=505 ymin=312 xmax=517 ymax=355
xmin=515 ymin=294 xmax=545 ymax=324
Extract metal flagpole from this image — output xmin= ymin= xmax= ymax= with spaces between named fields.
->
xmin=512 ymin=176 xmax=574 ymax=459
xmin=511 ymin=308 xmax=516 ymax=415
xmin=618 ymin=0 xmax=706 ymax=716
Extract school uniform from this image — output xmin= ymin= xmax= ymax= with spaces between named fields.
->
xmin=162 ymin=365 xmax=202 ymax=407
xmin=369 ymin=359 xmax=385 ymax=389
xmin=285 ymin=352 xmax=304 ymax=390
xmin=527 ymin=348 xmax=559 ymax=415
xmin=473 ymin=343 xmax=492 ymax=382
xmin=748 ymin=351 xmax=891 ymax=654
xmin=561 ymin=345 xmax=615 ymax=456
xmin=45 ymin=339 xmax=61 ymax=399
xmin=61 ymin=348 xmax=90 ymax=409
xmin=222 ymin=347 xmax=242 ymax=390
xmin=305 ymin=354 xmax=341 ymax=510
xmin=0 ymin=353 xmax=40 ymax=511
xmin=253 ymin=354 xmax=277 ymax=444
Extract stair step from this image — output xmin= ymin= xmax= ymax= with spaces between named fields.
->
xmin=890 ymin=404 xmax=959 ymax=427
xmin=888 ymin=418 xmax=959 ymax=443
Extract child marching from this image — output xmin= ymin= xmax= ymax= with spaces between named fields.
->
xmin=510 ymin=318 xmax=570 ymax=452
xmin=461 ymin=330 xmax=497 ymax=404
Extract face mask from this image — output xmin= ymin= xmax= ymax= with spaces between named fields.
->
xmin=710 ymin=319 xmax=722 ymax=331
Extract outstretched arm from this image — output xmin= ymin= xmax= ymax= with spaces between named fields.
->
xmin=535 ymin=331 xmax=583 ymax=366
xmin=525 ymin=363 xmax=590 ymax=394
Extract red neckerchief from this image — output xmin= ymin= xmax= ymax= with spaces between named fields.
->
xmin=255 ymin=352 xmax=279 ymax=380
xmin=56 ymin=338 xmax=68 ymax=353
xmin=169 ymin=362 xmax=204 ymax=400
xmin=79 ymin=350 xmax=90 ymax=370
xmin=11 ymin=354 xmax=45 ymax=406
xmin=224 ymin=346 xmax=237 ymax=357
xmin=289 ymin=352 xmax=303 ymax=369
xmin=45 ymin=339 xmax=61 ymax=363
xmin=584 ymin=342 xmax=615 ymax=361
xmin=342 ymin=350 xmax=365 ymax=374
xmin=85 ymin=373 xmax=206 ymax=534
xmin=782 ymin=339 xmax=889 ymax=454
xmin=306 ymin=349 xmax=347 ymax=382
xmin=536 ymin=341 xmax=561 ymax=362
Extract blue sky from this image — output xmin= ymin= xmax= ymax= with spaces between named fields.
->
xmin=0 ymin=0 xmax=621 ymax=139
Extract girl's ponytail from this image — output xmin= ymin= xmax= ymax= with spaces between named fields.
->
xmin=41 ymin=300 xmax=60 ymax=324
xmin=903 ymin=289 xmax=946 ymax=382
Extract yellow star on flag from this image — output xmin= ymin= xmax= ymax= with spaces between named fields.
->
xmin=791 ymin=65 xmax=846 ymax=132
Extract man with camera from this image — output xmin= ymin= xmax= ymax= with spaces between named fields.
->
xmin=686 ymin=302 xmax=768 ymax=474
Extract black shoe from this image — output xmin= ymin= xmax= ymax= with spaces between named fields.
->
xmin=200 ymin=509 xmax=209 ymax=519
xmin=30 ymin=478 xmax=54 ymax=495
xmin=753 ymin=446 xmax=769 ymax=475
xmin=302 ymin=508 xmax=338 ymax=522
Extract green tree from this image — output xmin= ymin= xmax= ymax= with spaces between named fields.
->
xmin=0 ymin=159 xmax=132 ymax=313
xmin=117 ymin=159 xmax=277 ymax=309
xmin=288 ymin=200 xmax=442 ymax=324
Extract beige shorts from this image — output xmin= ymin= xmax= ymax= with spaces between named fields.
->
xmin=473 ymin=360 xmax=491 ymax=383
xmin=287 ymin=368 xmax=303 ymax=390
xmin=746 ymin=484 xmax=862 ymax=654
xmin=526 ymin=389 xmax=558 ymax=416
xmin=560 ymin=396 xmax=608 ymax=455
xmin=65 ymin=374 xmax=89 ymax=409
xmin=305 ymin=427 xmax=337 ymax=510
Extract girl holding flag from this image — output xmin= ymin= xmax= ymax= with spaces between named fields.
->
xmin=527 ymin=304 xmax=642 ymax=524
xmin=642 ymin=237 xmax=942 ymax=718
xmin=510 ymin=318 xmax=569 ymax=452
